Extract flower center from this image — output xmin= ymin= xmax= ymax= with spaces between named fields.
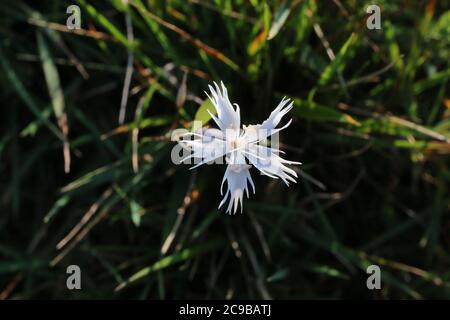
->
xmin=231 ymin=137 xmax=244 ymax=150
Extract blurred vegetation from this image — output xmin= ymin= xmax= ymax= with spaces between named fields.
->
xmin=0 ymin=0 xmax=449 ymax=299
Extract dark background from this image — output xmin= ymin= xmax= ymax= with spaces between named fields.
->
xmin=0 ymin=0 xmax=449 ymax=299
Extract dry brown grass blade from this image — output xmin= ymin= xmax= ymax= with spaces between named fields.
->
xmin=131 ymin=127 xmax=140 ymax=173
xmin=132 ymin=95 xmax=147 ymax=173
xmin=160 ymin=173 xmax=197 ymax=255
xmin=338 ymin=103 xmax=450 ymax=143
xmin=118 ymin=13 xmax=135 ymax=125
xmin=361 ymin=252 xmax=445 ymax=286
xmin=176 ymin=71 xmax=188 ymax=109
xmin=37 ymin=31 xmax=72 ymax=173
xmin=57 ymin=114 xmax=71 ymax=174
xmin=50 ymin=202 xmax=111 ymax=267
xmin=131 ymin=3 xmax=238 ymax=71
xmin=28 ymin=18 xmax=114 ymax=41
xmin=29 ymin=18 xmax=89 ymax=79
xmin=248 ymin=210 xmax=271 ymax=262
xmin=0 ymin=273 xmax=24 ymax=300
xmin=241 ymin=234 xmax=272 ymax=300
xmin=56 ymin=187 xmax=113 ymax=251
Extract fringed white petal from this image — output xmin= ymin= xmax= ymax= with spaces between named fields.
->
xmin=206 ymin=81 xmax=240 ymax=131
xmin=245 ymin=144 xmax=301 ymax=186
xmin=219 ymin=164 xmax=255 ymax=215
xmin=179 ymin=128 xmax=228 ymax=169
xmin=242 ymin=97 xmax=294 ymax=143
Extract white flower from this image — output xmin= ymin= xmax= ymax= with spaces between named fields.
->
xmin=179 ymin=81 xmax=301 ymax=215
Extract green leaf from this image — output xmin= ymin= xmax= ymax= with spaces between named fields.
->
xmin=267 ymin=268 xmax=289 ymax=282
xmin=193 ymin=98 xmax=217 ymax=127
xmin=130 ymin=200 xmax=143 ymax=227
xmin=43 ymin=195 xmax=71 ymax=223
xmin=384 ymin=21 xmax=404 ymax=70
xmin=36 ymin=31 xmax=65 ymax=119
xmin=247 ymin=2 xmax=271 ymax=56
xmin=0 ymin=259 xmax=47 ymax=273
xmin=414 ymin=68 xmax=450 ymax=94
xmin=0 ymin=44 xmax=63 ymax=140
xmin=318 ymin=33 xmax=358 ymax=86
xmin=293 ymin=98 xmax=360 ymax=125
xmin=61 ymin=162 xmax=125 ymax=194
xmin=77 ymin=0 xmax=129 ymax=46
xmin=263 ymin=2 xmax=271 ymax=35
xmin=298 ymin=263 xmax=349 ymax=280
xmin=115 ymin=239 xmax=224 ymax=291
xmin=267 ymin=2 xmax=290 ymax=40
